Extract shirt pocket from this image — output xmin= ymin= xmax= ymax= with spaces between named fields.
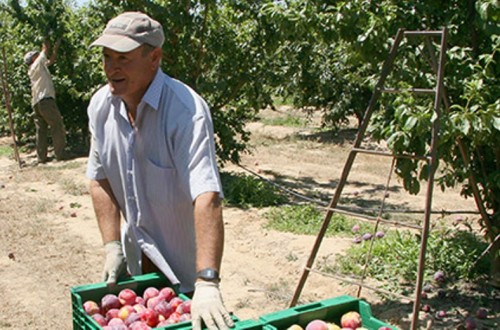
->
xmin=142 ymin=159 xmax=177 ymax=217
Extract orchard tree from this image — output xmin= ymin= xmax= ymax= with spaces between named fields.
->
xmin=0 ymin=0 xmax=101 ymax=150
xmin=263 ymin=0 xmax=499 ymax=284
xmin=0 ymin=0 xmax=289 ymax=164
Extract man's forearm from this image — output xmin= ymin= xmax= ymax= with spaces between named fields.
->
xmin=90 ymin=179 xmax=121 ymax=244
xmin=194 ymin=192 xmax=225 ymax=273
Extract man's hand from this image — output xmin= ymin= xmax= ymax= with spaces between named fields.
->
xmin=191 ymin=281 xmax=235 ymax=330
xmin=102 ymin=240 xmax=127 ymax=285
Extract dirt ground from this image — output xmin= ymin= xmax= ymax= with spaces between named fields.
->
xmin=0 ymin=108 xmax=498 ymax=330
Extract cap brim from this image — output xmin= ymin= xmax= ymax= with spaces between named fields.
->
xmin=90 ymin=34 xmax=142 ymax=52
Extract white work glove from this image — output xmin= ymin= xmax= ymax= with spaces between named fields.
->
xmin=191 ymin=281 xmax=235 ymax=330
xmin=102 ymin=241 xmax=128 ymax=285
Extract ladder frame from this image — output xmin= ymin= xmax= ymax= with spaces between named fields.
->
xmin=289 ymin=28 xmax=449 ymax=330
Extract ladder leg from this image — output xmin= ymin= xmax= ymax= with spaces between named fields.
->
xmin=289 ymin=28 xmax=407 ymax=307
xmin=410 ymin=27 xmax=447 ymax=330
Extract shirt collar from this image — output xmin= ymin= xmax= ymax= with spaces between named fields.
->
xmin=108 ymin=68 xmax=164 ymax=111
xmin=141 ymin=69 xmax=164 ymax=111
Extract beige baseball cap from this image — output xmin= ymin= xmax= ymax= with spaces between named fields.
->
xmin=90 ymin=11 xmax=164 ymax=52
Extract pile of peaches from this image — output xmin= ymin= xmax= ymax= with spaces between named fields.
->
xmin=82 ymin=286 xmax=191 ymax=329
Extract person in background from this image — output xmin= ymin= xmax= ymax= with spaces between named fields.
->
xmin=86 ymin=11 xmax=234 ymax=330
xmin=24 ymin=38 xmax=67 ymax=164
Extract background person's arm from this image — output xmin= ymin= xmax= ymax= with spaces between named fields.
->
xmin=44 ymin=38 xmax=61 ymax=66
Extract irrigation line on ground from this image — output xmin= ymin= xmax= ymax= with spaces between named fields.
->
xmin=236 ymin=163 xmax=479 ymax=216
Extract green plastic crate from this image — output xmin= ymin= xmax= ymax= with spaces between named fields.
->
xmin=71 ymin=272 xmax=189 ymax=330
xmin=71 ymin=272 xmax=241 ymax=330
xmin=258 ymin=295 xmax=398 ymax=330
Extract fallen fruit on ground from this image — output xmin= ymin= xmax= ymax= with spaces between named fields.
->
xmin=475 ymin=307 xmax=487 ymax=319
xmin=464 ymin=317 xmax=477 ymax=330
xmin=434 ymin=270 xmax=445 ymax=283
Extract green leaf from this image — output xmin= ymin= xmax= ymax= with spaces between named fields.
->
xmin=493 ymin=117 xmax=500 ymax=130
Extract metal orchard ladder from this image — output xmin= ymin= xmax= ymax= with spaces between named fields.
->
xmin=289 ymin=28 xmax=450 ymax=330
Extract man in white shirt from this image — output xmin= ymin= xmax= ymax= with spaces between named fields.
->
xmin=87 ymin=11 xmax=234 ymax=330
xmin=24 ymin=39 xmax=67 ymax=163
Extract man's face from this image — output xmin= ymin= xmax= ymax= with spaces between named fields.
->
xmin=102 ymin=45 xmax=160 ymax=106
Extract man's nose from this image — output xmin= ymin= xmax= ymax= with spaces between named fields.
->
xmin=104 ymin=58 xmax=119 ymax=72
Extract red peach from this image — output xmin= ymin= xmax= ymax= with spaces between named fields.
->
xmin=140 ymin=308 xmax=159 ymax=327
xmin=133 ymin=303 xmax=147 ymax=314
xmin=176 ymin=300 xmax=191 ymax=314
xmin=101 ymin=294 xmax=121 ymax=313
xmin=118 ymin=288 xmax=137 ymax=306
xmin=340 ymin=311 xmax=362 ymax=329
xmin=142 ymin=287 xmax=159 ymax=302
xmin=156 ymin=319 xmax=171 ymax=327
xmin=135 ymin=296 xmax=146 ymax=306
xmin=91 ymin=313 xmax=107 ymax=326
xmin=154 ymin=300 xmax=174 ymax=319
xmin=179 ymin=313 xmax=191 ymax=322
xmin=129 ymin=321 xmax=152 ymax=330
xmin=465 ymin=317 xmax=477 ymax=330
xmin=475 ymin=308 xmax=487 ymax=319
xmin=159 ymin=287 xmax=176 ymax=301
xmin=106 ymin=308 xmax=120 ymax=321
xmin=124 ymin=312 xmax=141 ymax=326
xmin=169 ymin=297 xmax=183 ymax=310
xmin=146 ymin=295 xmax=165 ymax=310
xmin=108 ymin=317 xmax=125 ymax=326
xmin=167 ymin=312 xmax=182 ymax=324
xmin=118 ymin=305 xmax=135 ymax=320
xmin=83 ymin=300 xmax=100 ymax=315
xmin=103 ymin=324 xmax=128 ymax=330
xmin=435 ymin=310 xmax=447 ymax=319
xmin=305 ymin=319 xmax=329 ymax=330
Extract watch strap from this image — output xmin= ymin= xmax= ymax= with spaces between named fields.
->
xmin=196 ymin=268 xmax=220 ymax=282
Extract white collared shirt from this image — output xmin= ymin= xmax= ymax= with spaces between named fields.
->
xmin=27 ymin=50 xmax=56 ymax=105
xmin=86 ymin=69 xmax=223 ymax=292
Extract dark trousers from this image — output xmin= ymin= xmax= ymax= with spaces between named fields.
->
xmin=33 ymin=98 xmax=66 ymax=162
xmin=141 ymin=252 xmax=194 ymax=298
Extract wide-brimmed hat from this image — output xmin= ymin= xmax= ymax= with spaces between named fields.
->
xmin=90 ymin=11 xmax=164 ymax=52
xmin=23 ymin=50 xmax=39 ymax=65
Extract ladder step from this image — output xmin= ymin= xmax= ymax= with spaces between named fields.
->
xmin=323 ymin=206 xmax=424 ymax=230
xmin=380 ymin=87 xmax=435 ymax=94
xmin=351 ymin=147 xmax=431 ymax=161
xmin=404 ymin=30 xmax=443 ymax=37
xmin=305 ymin=268 xmax=414 ymax=302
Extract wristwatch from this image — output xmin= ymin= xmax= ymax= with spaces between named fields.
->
xmin=196 ymin=268 xmax=220 ymax=282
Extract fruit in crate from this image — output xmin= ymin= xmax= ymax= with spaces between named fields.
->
xmin=287 ymin=325 xmax=304 ymax=330
xmin=143 ymin=287 xmax=160 ymax=302
xmin=101 ymin=293 xmax=121 ymax=313
xmin=83 ymin=300 xmax=100 ymax=315
xmin=326 ymin=322 xmax=341 ymax=330
xmin=305 ymin=319 xmax=329 ymax=330
xmin=81 ymin=283 xmax=191 ymax=328
xmin=118 ymin=288 xmax=137 ymax=306
xmin=340 ymin=311 xmax=362 ymax=329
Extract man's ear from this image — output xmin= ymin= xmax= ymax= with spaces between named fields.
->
xmin=151 ymin=47 xmax=163 ymax=68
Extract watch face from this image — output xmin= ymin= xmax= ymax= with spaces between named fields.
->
xmin=197 ymin=268 xmax=220 ymax=281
